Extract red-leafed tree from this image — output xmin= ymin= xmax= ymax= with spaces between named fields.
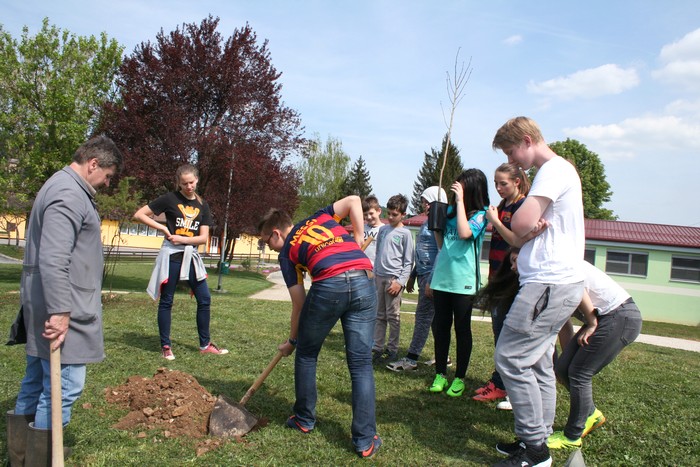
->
xmin=99 ymin=16 xmax=303 ymax=256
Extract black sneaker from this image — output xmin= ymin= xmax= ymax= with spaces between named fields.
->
xmin=495 ymin=439 xmax=525 ymax=456
xmin=493 ymin=442 xmax=551 ymax=467
xmin=381 ymin=350 xmax=397 ymax=363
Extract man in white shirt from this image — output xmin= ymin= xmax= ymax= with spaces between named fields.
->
xmin=491 ymin=117 xmax=585 ymax=467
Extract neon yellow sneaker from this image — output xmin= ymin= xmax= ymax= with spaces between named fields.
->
xmin=547 ymin=431 xmax=582 ymax=449
xmin=446 ymin=378 xmax=465 ymax=397
xmin=582 ymin=408 xmax=606 ymax=437
xmin=429 ymin=374 xmax=448 ymax=393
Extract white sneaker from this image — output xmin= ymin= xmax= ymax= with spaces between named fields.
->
xmin=496 ymin=396 xmax=512 ymax=411
xmin=423 ymin=356 xmax=452 ymax=366
xmin=386 ymin=357 xmax=418 ymax=372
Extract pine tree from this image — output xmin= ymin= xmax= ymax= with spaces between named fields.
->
xmin=341 ymin=156 xmax=373 ymax=198
xmin=410 ymin=133 xmax=464 ymax=213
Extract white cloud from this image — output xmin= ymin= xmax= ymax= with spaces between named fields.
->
xmin=659 ymin=28 xmax=700 ymax=62
xmin=565 ymin=115 xmax=700 ymax=160
xmin=652 ymin=28 xmax=700 ymax=92
xmin=665 ymin=98 xmax=700 ymax=117
xmin=503 ymin=35 xmax=522 ymax=46
xmin=528 ymin=64 xmax=639 ymax=101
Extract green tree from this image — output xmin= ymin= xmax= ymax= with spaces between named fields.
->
xmin=411 ymin=133 xmax=464 ymax=213
xmin=548 ymin=139 xmax=616 ymax=220
xmin=0 ymin=18 xmax=123 ymax=203
xmin=341 ymin=156 xmax=373 ymax=198
xmin=294 ymin=134 xmax=350 ymax=219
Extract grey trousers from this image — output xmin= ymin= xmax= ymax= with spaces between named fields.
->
xmin=373 ymin=274 xmax=402 ymax=353
xmin=495 ymin=281 xmax=584 ymax=445
xmin=555 ymin=299 xmax=642 ymax=439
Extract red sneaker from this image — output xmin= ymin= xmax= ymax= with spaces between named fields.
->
xmin=200 ymin=342 xmax=229 ymax=355
xmin=473 ymin=385 xmax=507 ymax=402
xmin=474 ymin=380 xmax=495 ymax=395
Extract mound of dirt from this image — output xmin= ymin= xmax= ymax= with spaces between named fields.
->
xmin=105 ymin=368 xmax=216 ymax=440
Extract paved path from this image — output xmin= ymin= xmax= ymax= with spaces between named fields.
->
xmin=251 ymin=271 xmax=700 ymax=353
xmin=0 ymin=253 xmax=21 ymax=264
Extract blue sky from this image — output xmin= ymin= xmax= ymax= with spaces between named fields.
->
xmin=3 ymin=1 xmax=700 ymax=226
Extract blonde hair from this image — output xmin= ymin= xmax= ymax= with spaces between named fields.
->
xmin=492 ymin=116 xmax=544 ymax=150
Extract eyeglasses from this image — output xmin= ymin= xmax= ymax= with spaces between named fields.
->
xmin=261 ymin=230 xmax=277 ymax=248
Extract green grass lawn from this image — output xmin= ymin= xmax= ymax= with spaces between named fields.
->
xmin=1 ymin=263 xmax=699 ymax=465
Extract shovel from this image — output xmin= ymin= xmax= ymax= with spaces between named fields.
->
xmin=50 ymin=341 xmax=64 ymax=467
xmin=209 ymin=350 xmax=284 ymax=437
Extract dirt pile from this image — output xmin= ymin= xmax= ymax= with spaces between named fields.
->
xmin=105 ymin=368 xmax=216 ymax=439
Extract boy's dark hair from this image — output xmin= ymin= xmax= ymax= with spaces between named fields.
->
xmin=362 ymin=195 xmax=380 ymax=213
xmin=476 ymin=247 xmax=520 ymax=313
xmin=257 ymin=208 xmax=293 ymax=236
xmin=386 ymin=194 xmax=408 ymax=214
xmin=73 ymin=134 xmax=124 ymax=172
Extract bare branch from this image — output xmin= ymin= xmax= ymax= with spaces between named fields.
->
xmin=438 ymin=48 xmax=473 ymax=202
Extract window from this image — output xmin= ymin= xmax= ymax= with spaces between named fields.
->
xmin=605 ymin=251 xmax=648 ymax=277
xmin=584 ymin=248 xmax=595 ymax=265
xmin=120 ymin=222 xmax=164 ymax=237
xmin=671 ymin=256 xmax=700 ymax=283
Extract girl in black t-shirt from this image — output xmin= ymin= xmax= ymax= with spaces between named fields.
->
xmin=134 ymin=164 xmax=228 ymax=360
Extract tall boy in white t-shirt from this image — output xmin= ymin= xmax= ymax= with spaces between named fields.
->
xmin=491 ymin=117 xmax=585 ymax=467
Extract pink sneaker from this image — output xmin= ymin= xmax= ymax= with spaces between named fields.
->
xmin=162 ymin=345 xmax=175 ymax=361
xmin=200 ymin=342 xmax=229 ymax=355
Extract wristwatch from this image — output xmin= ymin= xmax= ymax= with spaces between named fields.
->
xmin=288 ymin=338 xmax=297 ymax=346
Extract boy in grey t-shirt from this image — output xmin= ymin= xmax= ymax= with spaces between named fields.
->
xmin=362 ymin=195 xmax=383 ymax=265
xmin=372 ymin=194 xmax=414 ymax=363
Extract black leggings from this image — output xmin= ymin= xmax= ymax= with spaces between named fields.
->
xmin=431 ymin=291 xmax=474 ymax=378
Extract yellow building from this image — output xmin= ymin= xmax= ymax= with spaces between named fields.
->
xmin=102 ymin=219 xmax=274 ymax=259
xmin=1 ymin=216 xmax=275 ymax=260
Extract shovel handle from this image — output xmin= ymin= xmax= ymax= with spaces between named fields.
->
xmin=360 ymin=236 xmax=374 ymax=251
xmin=50 ymin=341 xmax=64 ymax=467
xmin=239 ymin=350 xmax=284 ymax=406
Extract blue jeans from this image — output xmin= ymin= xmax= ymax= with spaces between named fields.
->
xmin=14 ymin=355 xmax=86 ymax=429
xmin=293 ymin=271 xmax=378 ymax=452
xmin=407 ymin=274 xmax=435 ymax=358
xmin=158 ymin=259 xmax=211 ymax=348
xmin=488 ymin=302 xmax=509 ymax=390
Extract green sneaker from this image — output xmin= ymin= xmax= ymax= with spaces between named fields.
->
xmin=446 ymin=378 xmax=465 ymax=397
xmin=582 ymin=408 xmax=606 ymax=437
xmin=547 ymin=431 xmax=582 ymax=449
xmin=429 ymin=374 xmax=448 ymax=393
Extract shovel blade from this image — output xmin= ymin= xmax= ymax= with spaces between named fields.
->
xmin=209 ymin=395 xmax=259 ymax=438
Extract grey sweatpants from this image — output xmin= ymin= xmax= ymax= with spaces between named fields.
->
xmin=495 ymin=281 xmax=584 ymax=446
